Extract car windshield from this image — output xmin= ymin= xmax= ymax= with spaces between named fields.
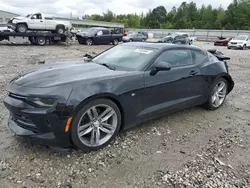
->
xmin=92 ymin=45 xmax=159 ymax=70
xmin=234 ymin=36 xmax=247 ymax=40
xmin=88 ymin=28 xmax=99 ymax=34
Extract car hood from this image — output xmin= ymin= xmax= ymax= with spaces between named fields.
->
xmin=229 ymin=39 xmax=245 ymax=43
xmin=76 ymin=32 xmax=92 ymax=37
xmin=12 ymin=16 xmax=25 ymax=20
xmin=11 ymin=62 xmax=128 ymax=88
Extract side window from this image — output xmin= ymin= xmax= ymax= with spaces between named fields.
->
xmin=191 ymin=50 xmax=208 ymax=64
xmin=96 ymin=30 xmax=103 ymax=36
xmin=155 ymin=49 xmax=193 ymax=67
xmin=102 ymin=30 xmax=110 ymax=35
xmin=31 ymin=14 xmax=42 ymax=19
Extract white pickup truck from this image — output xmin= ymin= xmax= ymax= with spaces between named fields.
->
xmin=7 ymin=13 xmax=72 ymax=34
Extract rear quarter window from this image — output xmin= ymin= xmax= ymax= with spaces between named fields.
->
xmin=191 ymin=50 xmax=208 ymax=64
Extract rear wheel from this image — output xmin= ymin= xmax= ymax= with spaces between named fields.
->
xmin=16 ymin=24 xmax=27 ymax=33
xmin=56 ymin=26 xmax=65 ymax=34
xmin=204 ymin=78 xmax=228 ymax=110
xmin=36 ymin=36 xmax=46 ymax=46
xmin=129 ymin=39 xmax=133 ymax=42
xmin=112 ymin=39 xmax=119 ymax=45
xmin=227 ymin=47 xmax=231 ymax=49
xmin=71 ymin=99 xmax=121 ymax=151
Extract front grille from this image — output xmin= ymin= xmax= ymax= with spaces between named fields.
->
xmin=231 ymin=42 xmax=237 ymax=44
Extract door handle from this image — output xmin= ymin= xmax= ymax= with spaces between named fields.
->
xmin=189 ymin=70 xmax=198 ymax=76
xmin=40 ymin=20 xmax=43 ymax=22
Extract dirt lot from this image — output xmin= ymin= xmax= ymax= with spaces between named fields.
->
xmin=0 ymin=41 xmax=250 ymax=188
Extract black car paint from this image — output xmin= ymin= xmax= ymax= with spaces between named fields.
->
xmin=4 ymin=43 xmax=234 ymax=148
xmin=76 ymin=28 xmax=123 ymax=45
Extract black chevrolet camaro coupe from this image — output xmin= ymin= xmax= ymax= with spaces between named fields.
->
xmin=4 ymin=43 xmax=234 ymax=151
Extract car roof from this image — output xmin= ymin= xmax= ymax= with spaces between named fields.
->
xmin=90 ymin=27 xmax=108 ymax=30
xmin=121 ymin=42 xmax=202 ymax=51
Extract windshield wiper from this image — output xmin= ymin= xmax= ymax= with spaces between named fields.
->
xmin=99 ymin=63 xmax=116 ymax=70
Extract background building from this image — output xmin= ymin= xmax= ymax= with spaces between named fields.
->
xmin=0 ymin=10 xmax=19 ymax=26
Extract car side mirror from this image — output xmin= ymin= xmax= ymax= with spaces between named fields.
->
xmin=150 ymin=61 xmax=172 ymax=76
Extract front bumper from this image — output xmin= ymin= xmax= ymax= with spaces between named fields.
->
xmin=228 ymin=44 xmax=244 ymax=49
xmin=7 ymin=22 xmax=16 ymax=30
xmin=4 ymin=91 xmax=73 ymax=148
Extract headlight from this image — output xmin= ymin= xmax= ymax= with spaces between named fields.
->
xmin=26 ymin=97 xmax=56 ymax=107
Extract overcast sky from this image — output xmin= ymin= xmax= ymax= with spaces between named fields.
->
xmin=0 ymin=0 xmax=233 ymax=18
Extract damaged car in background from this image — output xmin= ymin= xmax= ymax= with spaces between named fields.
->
xmin=7 ymin=13 xmax=72 ymax=34
xmin=4 ymin=43 xmax=234 ymax=151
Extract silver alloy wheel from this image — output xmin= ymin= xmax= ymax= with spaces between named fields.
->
xmin=211 ymin=80 xmax=227 ymax=108
xmin=77 ymin=104 xmax=118 ymax=147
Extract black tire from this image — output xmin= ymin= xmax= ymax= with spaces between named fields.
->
xmin=112 ymin=39 xmax=119 ymax=45
xmin=85 ymin=38 xmax=93 ymax=45
xmin=56 ymin=26 xmax=65 ymax=34
xmin=16 ymin=24 xmax=27 ymax=33
xmin=227 ymin=47 xmax=231 ymax=49
xmin=142 ymin=39 xmax=145 ymax=42
xmin=36 ymin=36 xmax=46 ymax=46
xmin=129 ymin=39 xmax=133 ymax=42
xmin=243 ymin=44 xmax=246 ymax=50
xmin=71 ymin=99 xmax=121 ymax=151
xmin=204 ymin=78 xmax=228 ymax=110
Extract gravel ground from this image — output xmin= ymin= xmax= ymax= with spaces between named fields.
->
xmin=0 ymin=41 xmax=250 ymax=188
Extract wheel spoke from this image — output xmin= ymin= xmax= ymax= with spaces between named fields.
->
xmin=212 ymin=95 xmax=217 ymax=103
xmin=95 ymin=128 xmax=100 ymax=145
xmin=87 ymin=109 xmax=93 ymax=120
xmin=78 ymin=122 xmax=92 ymax=132
xmin=101 ymin=110 xmax=115 ymax=122
xmin=98 ymin=107 xmax=112 ymax=120
xmin=100 ymin=126 xmax=113 ymax=134
xmin=90 ymin=129 xmax=95 ymax=145
xmin=218 ymin=93 xmax=225 ymax=98
xmin=215 ymin=97 xmax=220 ymax=106
xmin=218 ymin=82 xmax=225 ymax=92
xmin=79 ymin=126 xmax=93 ymax=137
xmin=92 ymin=107 xmax=99 ymax=119
xmin=101 ymin=123 xmax=114 ymax=130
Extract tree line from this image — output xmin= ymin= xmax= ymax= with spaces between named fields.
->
xmin=83 ymin=0 xmax=250 ymax=30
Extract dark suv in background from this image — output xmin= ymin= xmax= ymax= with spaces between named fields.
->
xmin=76 ymin=27 xmax=123 ymax=45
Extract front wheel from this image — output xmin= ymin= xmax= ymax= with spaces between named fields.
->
xmin=243 ymin=44 xmax=246 ymax=50
xmin=85 ymin=38 xmax=93 ymax=45
xmin=71 ymin=99 xmax=121 ymax=151
xmin=16 ymin=24 xmax=27 ymax=33
xmin=205 ymin=78 xmax=228 ymax=110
